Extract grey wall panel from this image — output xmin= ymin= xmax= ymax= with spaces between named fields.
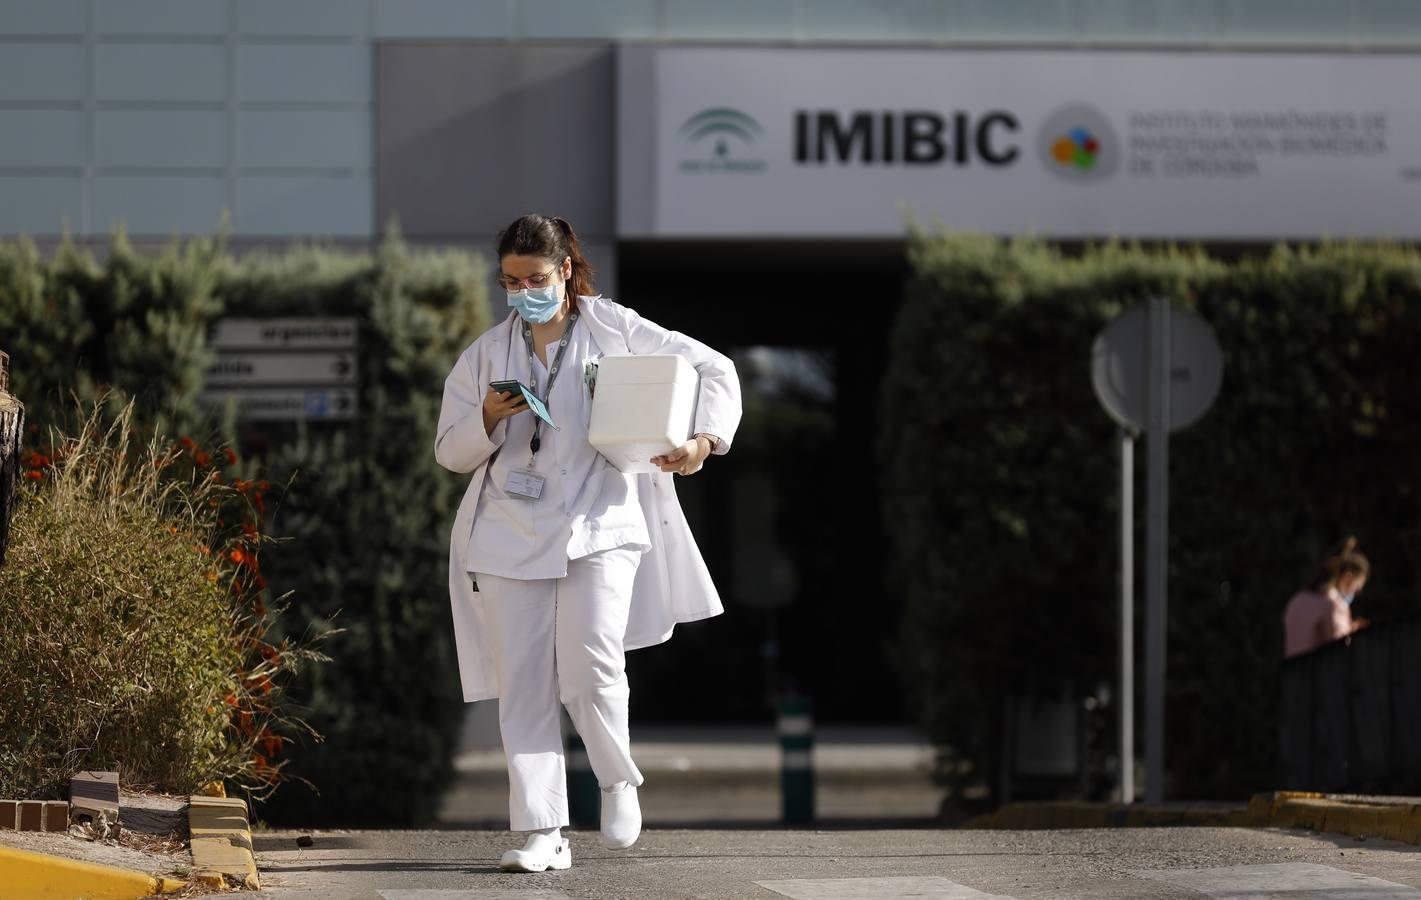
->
xmin=237 ymin=43 xmax=370 ymax=104
xmin=798 ymin=0 xmax=946 ymax=41
xmin=238 ymin=0 xmax=369 ymax=38
xmin=615 ymin=45 xmax=654 ymax=238
xmin=1076 ymin=0 xmax=1225 ymax=43
xmin=94 ymin=110 xmax=227 ymax=168
xmin=236 ymin=174 xmax=372 ymax=236
xmin=938 ymin=0 xmax=1076 ymax=41
xmin=0 ymin=44 xmax=86 ymax=102
xmin=93 ymin=174 xmax=227 ymax=234
xmin=237 ymin=109 xmax=371 ymax=168
xmin=0 ymin=0 xmax=85 ymax=35
xmin=95 ymin=43 xmax=227 ymax=102
xmin=94 ymin=0 xmax=226 ymax=36
xmin=1355 ymin=0 xmax=1421 ymax=43
xmin=376 ymin=44 xmax=614 ymax=242
xmin=0 ymin=110 xmax=85 ymax=167
xmin=374 ymin=0 xmax=510 ymax=39
xmin=515 ymin=0 xmax=656 ymax=39
xmin=1221 ymin=0 xmax=1352 ymax=42
xmin=0 ymin=176 xmax=83 ymax=234
xmin=662 ymin=0 xmax=795 ymax=39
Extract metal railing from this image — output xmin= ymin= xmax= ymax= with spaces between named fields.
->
xmin=1279 ymin=612 xmax=1421 ymax=794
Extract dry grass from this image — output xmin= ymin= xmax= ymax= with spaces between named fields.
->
xmin=0 ymin=399 xmax=335 ymax=802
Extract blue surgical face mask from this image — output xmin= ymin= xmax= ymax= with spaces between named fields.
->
xmin=506 ymin=283 xmax=563 ymax=324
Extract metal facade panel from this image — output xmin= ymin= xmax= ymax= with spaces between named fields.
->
xmin=375 ymin=43 xmax=614 ymax=241
xmin=237 ymin=43 xmax=370 ymax=104
xmin=93 ymin=174 xmax=227 ymax=233
xmin=236 ymin=173 xmax=372 ymax=236
xmin=237 ymin=109 xmax=371 ymax=169
xmin=0 ymin=110 xmax=85 ymax=167
xmin=95 ymin=43 xmax=227 ymax=102
xmin=95 ymin=110 xmax=228 ymax=168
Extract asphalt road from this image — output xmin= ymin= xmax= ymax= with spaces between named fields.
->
xmin=245 ymin=826 xmax=1421 ymax=899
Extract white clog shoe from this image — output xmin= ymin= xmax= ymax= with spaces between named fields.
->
xmin=499 ymin=835 xmax=571 ymax=873
xmin=600 ymin=783 xmax=642 ymax=850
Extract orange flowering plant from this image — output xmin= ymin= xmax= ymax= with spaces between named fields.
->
xmin=0 ymin=399 xmax=338 ymax=801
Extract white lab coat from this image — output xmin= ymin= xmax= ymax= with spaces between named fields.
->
xmin=435 ymin=295 xmax=743 ymax=703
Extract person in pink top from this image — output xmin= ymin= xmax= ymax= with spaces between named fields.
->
xmin=1283 ymin=537 xmax=1371 ymax=659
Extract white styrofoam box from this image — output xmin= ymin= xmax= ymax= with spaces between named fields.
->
xmin=588 ymin=355 xmax=698 ymax=473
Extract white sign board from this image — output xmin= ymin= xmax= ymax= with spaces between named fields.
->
xmin=205 ymin=318 xmax=360 ymax=420
xmin=205 ymin=352 xmax=355 ymax=387
xmin=1091 ymin=304 xmax=1224 ymax=432
xmin=200 ymin=388 xmax=356 ymax=422
xmin=210 ymin=318 xmax=357 ymax=350
xmin=619 ymin=46 xmax=1421 ymax=239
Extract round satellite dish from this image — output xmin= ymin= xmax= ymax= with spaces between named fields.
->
xmin=1091 ymin=303 xmax=1223 ymax=432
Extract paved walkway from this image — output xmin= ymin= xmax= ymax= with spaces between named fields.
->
xmin=246 ymin=825 xmax=1421 ymax=899
xmin=439 ymin=710 xmax=946 ymax=827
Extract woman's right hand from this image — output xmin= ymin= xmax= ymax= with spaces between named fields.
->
xmin=482 ymin=388 xmax=528 ymax=436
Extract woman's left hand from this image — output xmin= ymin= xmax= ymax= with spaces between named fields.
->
xmin=652 ymin=437 xmax=712 ymax=476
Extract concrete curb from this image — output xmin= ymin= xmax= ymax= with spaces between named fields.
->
xmin=0 ymin=844 xmax=186 ymax=899
xmin=189 ymin=794 xmax=260 ymax=890
xmin=968 ymin=791 xmax=1421 ymax=847
xmin=1249 ymin=791 xmax=1421 ymax=844
xmin=968 ymin=801 xmax=1249 ymax=830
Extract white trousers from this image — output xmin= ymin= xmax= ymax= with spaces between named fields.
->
xmin=474 ymin=546 xmax=647 ymax=831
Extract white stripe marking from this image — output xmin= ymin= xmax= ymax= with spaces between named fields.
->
xmin=779 ymin=715 xmax=813 ymax=735
xmin=756 ymin=876 xmax=1017 ymax=899
xmin=781 ymin=748 xmax=813 ymax=769
xmin=378 ymin=890 xmax=574 ymax=899
xmin=1135 ymin=862 xmax=1421 ymax=897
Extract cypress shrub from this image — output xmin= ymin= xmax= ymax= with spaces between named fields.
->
xmin=881 ymin=233 xmax=1421 ymax=805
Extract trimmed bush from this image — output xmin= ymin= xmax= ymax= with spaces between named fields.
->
xmin=0 ymin=402 xmax=328 ymax=799
xmin=881 ymin=233 xmax=1421 ymax=805
xmin=0 ymin=232 xmax=491 ymax=825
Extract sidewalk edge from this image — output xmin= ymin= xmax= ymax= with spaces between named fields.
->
xmin=188 ymin=794 xmax=260 ymax=891
xmin=0 ymin=844 xmax=186 ymax=899
xmin=965 ymin=792 xmax=1421 ymax=847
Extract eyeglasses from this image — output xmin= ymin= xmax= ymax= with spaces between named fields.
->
xmin=497 ymin=266 xmax=559 ymax=292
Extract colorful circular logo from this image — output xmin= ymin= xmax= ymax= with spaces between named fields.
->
xmin=1038 ymin=104 xmax=1120 ymax=182
xmin=1052 ymin=127 xmax=1101 ymax=171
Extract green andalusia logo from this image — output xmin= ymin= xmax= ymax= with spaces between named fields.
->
xmin=677 ymin=107 xmax=767 ymax=173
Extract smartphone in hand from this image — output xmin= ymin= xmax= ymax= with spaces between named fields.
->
xmin=490 ymin=379 xmax=527 ymax=397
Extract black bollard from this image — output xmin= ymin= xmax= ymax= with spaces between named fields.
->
xmin=778 ymin=693 xmax=815 ymax=825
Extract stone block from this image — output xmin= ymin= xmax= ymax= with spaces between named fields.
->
xmin=18 ymin=800 xmax=43 ymax=831
xmin=43 ymin=799 xmax=68 ymax=831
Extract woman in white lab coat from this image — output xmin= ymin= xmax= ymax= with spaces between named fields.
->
xmin=434 ymin=214 xmax=741 ymax=873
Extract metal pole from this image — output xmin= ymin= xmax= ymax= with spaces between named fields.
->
xmin=1145 ymin=298 xmax=1171 ymax=804
xmin=1119 ymin=428 xmax=1135 ymax=804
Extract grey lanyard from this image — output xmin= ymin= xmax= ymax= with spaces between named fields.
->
xmin=521 ymin=310 xmax=579 ymax=460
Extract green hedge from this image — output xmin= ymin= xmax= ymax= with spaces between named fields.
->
xmin=0 ymin=231 xmax=491 ymax=825
xmin=881 ymin=234 xmax=1421 ymax=805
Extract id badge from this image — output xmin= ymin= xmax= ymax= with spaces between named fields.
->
xmin=505 ymin=467 xmax=546 ymax=501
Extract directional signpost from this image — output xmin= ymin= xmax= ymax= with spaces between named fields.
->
xmin=1091 ymin=299 xmax=1223 ymax=805
xmin=203 ymin=318 xmax=359 ymax=421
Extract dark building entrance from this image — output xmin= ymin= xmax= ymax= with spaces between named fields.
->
xmin=616 ymin=240 xmax=912 ymax=725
